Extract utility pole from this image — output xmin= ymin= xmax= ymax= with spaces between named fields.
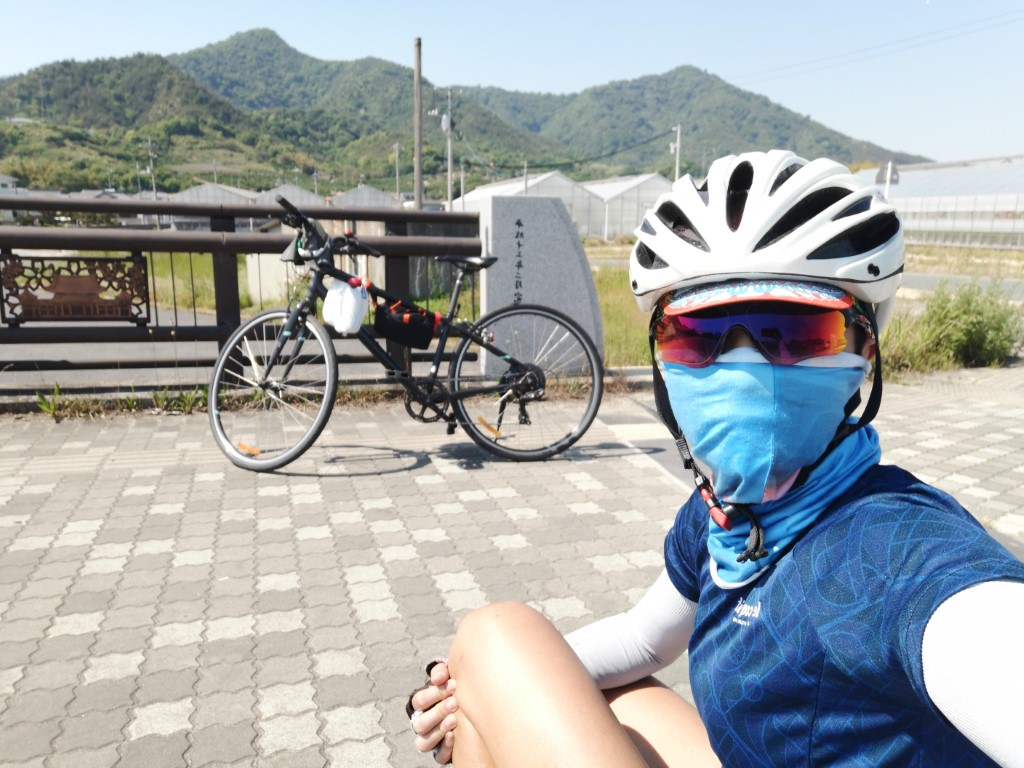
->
xmin=392 ymin=143 xmax=401 ymax=196
xmin=146 ymin=139 xmax=158 ymax=198
xmin=413 ymin=38 xmax=423 ymax=210
xmin=670 ymin=124 xmax=681 ymax=181
xmin=443 ymin=88 xmax=453 ymax=210
xmin=146 ymin=139 xmax=159 ymax=229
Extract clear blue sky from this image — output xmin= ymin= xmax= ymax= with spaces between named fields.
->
xmin=2 ymin=0 xmax=1021 ymax=163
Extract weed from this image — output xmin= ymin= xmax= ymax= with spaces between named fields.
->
xmin=151 ymin=387 xmax=173 ymax=412
xmin=121 ymin=389 xmax=140 ymax=413
xmin=884 ymin=280 xmax=1023 ymax=375
xmin=177 ymin=387 xmax=206 ymax=415
xmin=36 ymin=384 xmax=63 ymax=421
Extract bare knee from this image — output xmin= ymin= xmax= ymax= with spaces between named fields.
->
xmin=449 ymin=601 xmax=550 ymax=676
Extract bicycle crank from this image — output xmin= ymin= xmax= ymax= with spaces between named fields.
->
xmin=404 ymin=384 xmax=450 ymax=423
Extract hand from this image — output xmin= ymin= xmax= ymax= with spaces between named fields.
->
xmin=409 ymin=660 xmax=458 ymax=764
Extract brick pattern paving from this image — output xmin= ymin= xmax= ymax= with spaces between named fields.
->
xmin=0 ymin=365 xmax=1021 ymax=767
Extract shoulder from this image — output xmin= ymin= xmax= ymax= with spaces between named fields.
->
xmin=811 ymin=463 xmax=993 ymax=555
xmin=798 ymin=463 xmax=1024 ymax=664
xmin=663 ymin=490 xmax=708 ymax=602
xmin=803 ymin=463 xmax=1022 ymax=587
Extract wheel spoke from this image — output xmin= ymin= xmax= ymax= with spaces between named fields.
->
xmin=209 ymin=311 xmax=337 ymax=471
xmin=450 ymin=306 xmax=602 ymax=460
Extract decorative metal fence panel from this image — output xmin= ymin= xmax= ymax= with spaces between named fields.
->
xmin=1 ymin=254 xmax=150 ymax=326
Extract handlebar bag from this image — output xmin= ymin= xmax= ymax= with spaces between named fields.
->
xmin=373 ymin=300 xmax=441 ymax=349
xmin=323 ymin=277 xmax=369 ymax=334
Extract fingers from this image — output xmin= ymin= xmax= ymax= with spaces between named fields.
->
xmin=411 ymin=661 xmax=457 ymax=760
xmin=428 ymin=660 xmax=451 ymax=687
xmin=412 ymin=695 xmax=458 ymax=753
xmin=433 ymin=730 xmax=455 ymax=764
xmin=410 ymin=677 xmax=455 ymax=713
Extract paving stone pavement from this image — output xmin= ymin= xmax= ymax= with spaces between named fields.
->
xmin=0 ymin=365 xmax=1021 ymax=767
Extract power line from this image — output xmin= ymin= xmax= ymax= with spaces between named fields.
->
xmin=458 ymin=127 xmax=675 ymax=171
xmin=729 ymin=9 xmax=1024 ymax=86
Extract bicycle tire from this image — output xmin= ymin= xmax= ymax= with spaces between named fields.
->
xmin=449 ymin=304 xmax=603 ymax=460
xmin=208 ymin=309 xmax=338 ymax=471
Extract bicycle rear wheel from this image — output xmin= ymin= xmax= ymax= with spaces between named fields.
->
xmin=209 ymin=309 xmax=338 ymax=471
xmin=449 ymin=304 xmax=603 ymax=460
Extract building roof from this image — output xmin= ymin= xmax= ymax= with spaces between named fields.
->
xmin=455 ymin=171 xmax=569 ymax=203
xmin=330 ymin=184 xmax=399 ymax=208
xmin=582 ymin=173 xmax=671 ymax=201
xmin=255 ymin=184 xmax=325 ymax=208
xmin=171 ymin=183 xmax=259 ymax=204
xmin=856 ymin=155 xmax=1024 ymax=198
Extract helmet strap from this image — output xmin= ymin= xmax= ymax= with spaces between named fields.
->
xmin=649 ymin=330 xmax=768 ymax=561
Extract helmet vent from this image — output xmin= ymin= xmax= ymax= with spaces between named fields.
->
xmin=834 ymin=196 xmax=872 ymax=220
xmin=726 ymin=162 xmax=754 ymax=231
xmin=807 ymin=212 xmax=901 ymax=260
xmin=655 ymin=202 xmax=710 ymax=252
xmin=634 ymin=242 xmax=670 ymax=269
xmin=769 ymin=162 xmax=805 ymax=195
xmin=754 ymin=187 xmax=852 ymax=251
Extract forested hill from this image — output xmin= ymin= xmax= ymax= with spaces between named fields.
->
xmin=0 ymin=54 xmax=246 ymax=129
xmin=0 ymin=28 xmax=927 ymax=195
xmin=458 ymin=65 xmax=926 ymax=171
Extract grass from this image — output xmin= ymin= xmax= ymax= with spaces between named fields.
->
xmin=591 ymin=265 xmax=650 ymax=367
xmin=883 ymin=280 xmax=1023 ymax=375
xmin=904 ymin=245 xmax=1024 ymax=279
xmin=148 ymin=252 xmax=253 ymax=313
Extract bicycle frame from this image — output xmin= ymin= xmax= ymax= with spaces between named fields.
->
xmin=268 ymin=251 xmax=510 ymax=423
xmin=209 ymin=195 xmax=602 ymax=471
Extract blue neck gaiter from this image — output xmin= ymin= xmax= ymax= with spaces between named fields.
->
xmin=661 ymin=353 xmax=882 ymax=585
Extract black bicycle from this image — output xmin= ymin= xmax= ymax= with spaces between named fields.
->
xmin=208 ymin=196 xmax=604 ymax=471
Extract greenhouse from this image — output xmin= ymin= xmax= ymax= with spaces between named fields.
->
xmin=857 ymin=155 xmax=1024 ymax=249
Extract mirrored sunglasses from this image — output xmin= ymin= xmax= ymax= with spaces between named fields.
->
xmin=653 ymin=300 xmax=871 ymax=368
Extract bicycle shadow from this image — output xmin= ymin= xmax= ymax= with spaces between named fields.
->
xmin=259 ymin=440 xmax=666 ymax=478
xmin=272 ymin=442 xmax=432 ymax=477
xmin=433 ymin=440 xmax=667 ymax=471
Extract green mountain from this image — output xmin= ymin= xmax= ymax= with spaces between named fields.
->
xmin=0 ymin=29 xmax=927 ymax=197
xmin=459 ymin=67 xmax=925 ymax=174
xmin=170 ymin=30 xmax=571 ymax=167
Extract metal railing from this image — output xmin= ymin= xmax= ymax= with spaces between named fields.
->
xmin=0 ymin=195 xmax=481 ymax=397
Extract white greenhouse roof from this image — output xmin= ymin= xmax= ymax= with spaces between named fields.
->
xmin=583 ymin=173 xmax=671 ymax=201
xmin=456 ymin=171 xmax=568 ymax=202
xmin=855 ymin=155 xmax=1024 ymax=198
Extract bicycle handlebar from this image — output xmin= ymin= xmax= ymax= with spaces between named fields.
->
xmin=276 ymin=195 xmax=383 ymax=263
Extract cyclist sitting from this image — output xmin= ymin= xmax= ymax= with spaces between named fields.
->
xmin=408 ymin=150 xmax=1024 ymax=767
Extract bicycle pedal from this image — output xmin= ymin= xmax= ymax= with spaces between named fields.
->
xmin=446 ymin=421 xmax=457 ymax=435
xmin=386 ymin=370 xmax=413 ymax=380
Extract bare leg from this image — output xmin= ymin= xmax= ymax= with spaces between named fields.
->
xmin=606 ymin=679 xmax=720 ymax=768
xmin=448 ymin=601 xmax=648 ymax=767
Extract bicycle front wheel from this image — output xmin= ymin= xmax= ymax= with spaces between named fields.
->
xmin=209 ymin=309 xmax=338 ymax=471
xmin=449 ymin=304 xmax=603 ymax=460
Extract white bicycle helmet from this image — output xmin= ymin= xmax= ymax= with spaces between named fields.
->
xmin=629 ymin=149 xmax=904 ymax=329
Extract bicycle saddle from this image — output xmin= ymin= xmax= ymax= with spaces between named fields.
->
xmin=434 ymin=254 xmax=498 ymax=272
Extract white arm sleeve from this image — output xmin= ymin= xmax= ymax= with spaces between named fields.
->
xmin=565 ymin=569 xmax=697 ymax=690
xmin=922 ymin=579 xmax=1024 ymax=767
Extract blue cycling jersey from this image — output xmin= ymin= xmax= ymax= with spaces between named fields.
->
xmin=665 ymin=463 xmax=1024 ymax=767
